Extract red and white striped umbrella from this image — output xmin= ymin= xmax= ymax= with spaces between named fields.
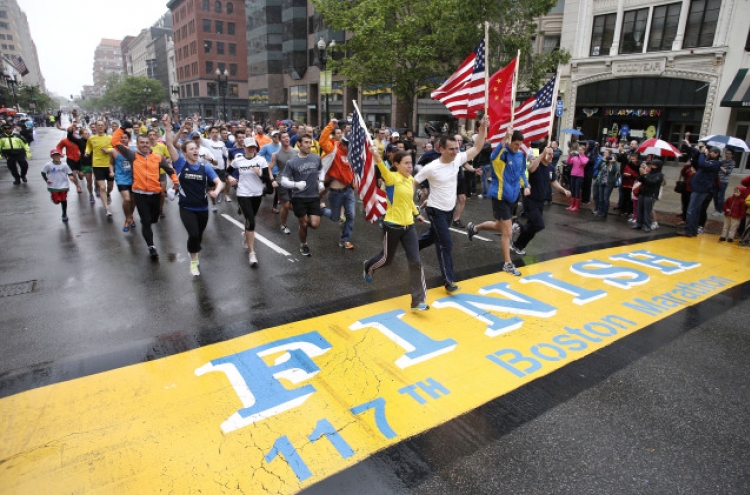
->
xmin=636 ymin=138 xmax=681 ymax=157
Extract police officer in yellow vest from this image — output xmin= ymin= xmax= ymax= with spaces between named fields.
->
xmin=0 ymin=122 xmax=31 ymax=184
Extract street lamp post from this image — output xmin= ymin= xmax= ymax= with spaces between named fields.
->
xmin=171 ymin=85 xmax=180 ymax=119
xmin=317 ymin=37 xmax=335 ymax=123
xmin=4 ymin=72 xmax=18 ymax=111
xmin=143 ymin=86 xmax=152 ymax=118
xmin=215 ymin=69 xmax=228 ymax=122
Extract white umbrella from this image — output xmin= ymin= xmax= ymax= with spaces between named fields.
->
xmin=699 ymin=135 xmax=750 ymax=152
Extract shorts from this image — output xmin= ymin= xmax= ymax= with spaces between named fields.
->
xmin=491 ymin=197 xmax=514 ymax=221
xmin=81 ymin=164 xmax=93 ymax=174
xmin=456 ymin=177 xmax=467 ymax=196
xmin=67 ymin=158 xmax=81 ymax=172
xmin=50 ymin=190 xmax=68 ymax=203
xmin=291 ymin=197 xmax=322 ymax=218
xmin=93 ymin=167 xmax=113 ymax=181
xmin=278 ymin=185 xmax=292 ymax=203
xmin=117 ymin=184 xmax=133 ymax=192
xmin=212 ymin=168 xmax=227 ymax=182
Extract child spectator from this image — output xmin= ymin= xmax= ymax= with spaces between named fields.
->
xmin=41 ymin=150 xmax=74 ymax=222
xmin=719 ymin=186 xmax=746 ymax=242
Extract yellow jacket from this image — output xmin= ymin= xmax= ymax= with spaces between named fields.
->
xmin=0 ymin=132 xmax=31 ymax=158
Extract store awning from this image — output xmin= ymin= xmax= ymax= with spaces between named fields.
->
xmin=721 ymin=68 xmax=750 ymax=107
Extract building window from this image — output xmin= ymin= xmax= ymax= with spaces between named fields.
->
xmin=226 ymin=2 xmax=234 ymax=15
xmin=206 ymin=61 xmax=214 ymax=74
xmin=203 ymin=19 xmax=211 ymax=32
xmin=6 ymin=34 xmax=11 ymax=40
xmin=215 ymin=20 xmax=223 ymax=34
xmin=217 ymin=41 xmax=225 ymax=55
xmin=229 ymin=43 xmax=236 ymax=56
xmin=0 ymin=34 xmax=5 ymax=40
xmin=192 ymin=62 xmax=198 ymax=75
xmin=214 ymin=1 xmax=221 ymax=13
xmin=207 ymin=82 xmax=217 ymax=96
xmin=229 ymin=84 xmax=238 ymax=96
xmin=228 ymin=22 xmax=235 ymax=36
xmin=202 ymin=0 xmax=209 ymax=11
xmin=619 ymin=8 xmax=649 ymax=54
xmin=189 ymin=20 xmax=194 ymax=34
xmin=290 ymin=85 xmax=307 ymax=104
xmin=186 ymin=84 xmax=192 ymax=97
xmin=193 ymin=82 xmax=200 ymax=97
xmin=590 ymin=13 xmax=616 ymax=56
xmin=229 ymin=63 xmax=237 ymax=76
xmin=1 ymin=44 xmax=6 ymax=50
xmin=0 ymin=21 xmax=9 ymax=29
xmin=684 ymin=0 xmax=721 ymax=48
xmin=0 ymin=11 xmax=7 ymax=18
xmin=190 ymin=41 xmax=196 ymax=55
xmin=204 ymin=40 xmax=212 ymax=53
xmin=648 ymin=2 xmax=682 ymax=52
xmin=218 ymin=62 xmax=226 ymax=73
xmin=542 ymin=35 xmax=560 ymax=53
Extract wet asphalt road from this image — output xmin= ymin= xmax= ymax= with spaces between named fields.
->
xmin=1 ymin=127 xmax=748 ymax=494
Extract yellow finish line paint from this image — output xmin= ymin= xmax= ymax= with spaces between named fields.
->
xmin=1 ymin=238 xmax=747 ymax=494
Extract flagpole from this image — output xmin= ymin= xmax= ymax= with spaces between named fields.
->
xmin=352 ymin=99 xmax=372 ymax=146
xmin=508 ymin=49 xmax=521 ymax=139
xmin=484 ymin=21 xmax=490 ymax=116
xmin=547 ymin=70 xmax=560 ymax=144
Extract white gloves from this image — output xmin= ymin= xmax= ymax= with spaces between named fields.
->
xmin=294 ymin=181 xmax=306 ymax=191
xmin=318 ymin=181 xmax=325 ymax=193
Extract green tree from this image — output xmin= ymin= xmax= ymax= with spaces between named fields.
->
xmin=17 ymin=85 xmax=55 ymax=113
xmin=98 ymin=75 xmax=165 ymax=115
xmin=312 ymin=0 xmax=570 ymax=128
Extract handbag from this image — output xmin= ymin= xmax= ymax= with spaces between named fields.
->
xmin=674 ymin=177 xmax=686 ymax=194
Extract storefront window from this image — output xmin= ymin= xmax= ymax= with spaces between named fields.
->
xmin=648 ymin=3 xmax=681 ymax=52
xmin=290 ymin=85 xmax=307 ymax=104
xmin=619 ymin=8 xmax=649 ymax=54
xmin=684 ymin=0 xmax=721 ymax=48
xmin=590 ymin=13 xmax=616 ymax=56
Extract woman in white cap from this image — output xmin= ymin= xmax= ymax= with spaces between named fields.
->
xmin=226 ymin=136 xmax=269 ymax=267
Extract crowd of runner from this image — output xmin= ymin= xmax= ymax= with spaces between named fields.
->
xmin=6 ymin=110 xmax=750 ymax=311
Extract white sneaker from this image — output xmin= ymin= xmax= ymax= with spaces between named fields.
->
xmin=712 ymin=210 xmax=722 ymax=216
xmin=503 ymin=262 xmax=521 ymax=276
xmin=281 ymin=225 xmax=290 ymax=234
xmin=651 ymin=221 xmax=659 ymax=230
xmin=225 ymin=195 xmax=232 ymax=203
xmin=510 ymin=243 xmax=526 ymax=255
xmin=106 ymin=210 xmax=113 ymax=217
xmin=248 ymin=251 xmax=258 ymax=267
xmin=190 ymin=260 xmax=200 ymax=277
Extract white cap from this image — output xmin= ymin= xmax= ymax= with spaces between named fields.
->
xmin=243 ymin=137 xmax=258 ymax=148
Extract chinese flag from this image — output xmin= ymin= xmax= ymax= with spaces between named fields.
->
xmin=487 ymin=58 xmax=516 ymax=135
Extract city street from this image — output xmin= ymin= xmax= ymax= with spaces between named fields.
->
xmin=1 ymin=127 xmax=748 ymax=494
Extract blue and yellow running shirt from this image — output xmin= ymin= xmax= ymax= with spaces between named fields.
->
xmin=488 ymin=143 xmax=527 ymax=203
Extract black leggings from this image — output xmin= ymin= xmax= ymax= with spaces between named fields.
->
xmin=238 ymin=196 xmax=262 ymax=231
xmin=133 ymin=193 xmax=161 ymax=246
xmin=179 ymin=208 xmax=209 ymax=253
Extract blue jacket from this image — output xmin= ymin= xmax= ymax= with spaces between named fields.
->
xmin=689 ymin=148 xmax=721 ymax=193
xmin=488 ymin=143 xmax=527 ymax=203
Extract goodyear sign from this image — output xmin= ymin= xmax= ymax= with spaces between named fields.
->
xmin=0 ymin=238 xmax=746 ymax=494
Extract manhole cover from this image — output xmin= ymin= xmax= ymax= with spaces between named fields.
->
xmin=0 ymin=280 xmax=36 ymax=298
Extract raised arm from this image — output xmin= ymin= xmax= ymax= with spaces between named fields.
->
xmin=465 ymin=115 xmax=489 ymax=161
xmin=162 ymin=114 xmax=181 ymax=162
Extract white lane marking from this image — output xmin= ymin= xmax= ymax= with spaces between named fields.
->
xmin=421 ymin=220 xmax=493 ymax=242
xmin=221 ymin=214 xmax=292 ymax=257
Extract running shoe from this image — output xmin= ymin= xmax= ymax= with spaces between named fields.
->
xmin=21 ymin=177 xmax=27 ymax=183
xmin=339 ymin=241 xmax=354 ymax=249
xmin=300 ymin=244 xmax=312 ymax=257
xmin=444 ymin=282 xmax=460 ymax=293
xmin=95 ymin=189 xmax=100 ymax=197
xmin=411 ymin=302 xmax=430 ymax=312
xmin=281 ymin=225 xmax=291 ymax=234
xmin=90 ymin=196 xmax=96 ymax=204
xmin=651 ymin=221 xmax=659 ymax=230
xmin=363 ymin=261 xmax=372 ymax=283
xmin=712 ymin=210 xmax=722 ymax=216
xmin=190 ymin=260 xmax=200 ymax=277
xmin=212 ymin=205 xmax=218 ymax=212
xmin=697 ymin=227 xmax=704 ymax=234
xmin=512 ymin=222 xmax=521 ymax=243
xmin=225 ymin=195 xmax=232 ymax=203
xmin=62 ymin=215 xmax=69 ymax=222
xmin=131 ymin=221 xmax=136 ymax=228
xmin=12 ymin=180 xmax=20 ymax=185
xmin=272 ymin=208 xmax=280 ymax=214
xmin=452 ymin=219 xmax=465 ymax=228
xmin=466 ymin=222 xmax=477 ymax=242
xmin=106 ymin=210 xmax=113 ymax=217
xmin=503 ymin=262 xmax=521 ymax=276
xmin=148 ymin=246 xmax=159 ymax=260
xmin=510 ymin=242 xmax=526 ymax=255
xmin=248 ymin=251 xmax=258 ymax=267
xmin=216 ymin=194 xmax=222 ymax=204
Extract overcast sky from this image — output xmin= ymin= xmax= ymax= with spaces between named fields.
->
xmin=18 ymin=0 xmax=170 ymax=99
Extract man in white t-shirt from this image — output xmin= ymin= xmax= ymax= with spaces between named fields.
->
xmin=414 ymin=115 xmax=488 ymax=292
xmin=200 ymin=125 xmax=230 ymax=204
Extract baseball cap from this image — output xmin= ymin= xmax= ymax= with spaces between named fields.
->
xmin=189 ymin=131 xmax=201 ymax=139
xmin=243 ymin=137 xmax=258 ymax=148
xmin=50 ymin=149 xmax=62 ymax=156
xmin=391 ymin=132 xmax=400 ymax=138
xmin=271 ymin=130 xmax=280 ymax=137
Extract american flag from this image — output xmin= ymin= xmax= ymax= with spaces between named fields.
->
xmin=431 ymin=40 xmax=486 ymax=119
xmin=489 ymin=73 xmax=557 ymax=147
xmin=350 ymin=107 xmax=387 ymax=223
xmin=10 ymin=56 xmax=29 ymax=76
